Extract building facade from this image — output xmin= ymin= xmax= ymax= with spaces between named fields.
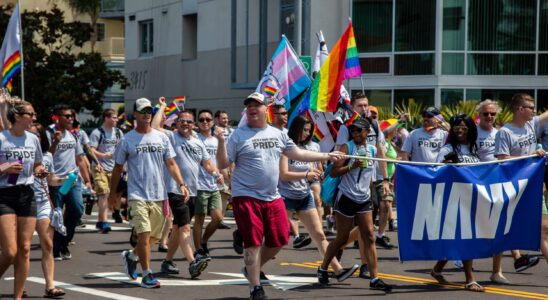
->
xmin=124 ymin=0 xmax=548 ymax=120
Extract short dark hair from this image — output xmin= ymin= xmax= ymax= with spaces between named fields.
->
xmin=52 ymin=104 xmax=72 ymax=116
xmin=214 ymin=110 xmax=228 ymax=118
xmin=351 ymin=92 xmax=367 ymax=105
xmin=198 ymin=109 xmax=213 ymax=117
xmin=272 ymin=104 xmax=285 ymax=113
xmin=102 ymin=108 xmax=117 ymax=120
xmin=510 ymin=93 xmax=534 ymax=112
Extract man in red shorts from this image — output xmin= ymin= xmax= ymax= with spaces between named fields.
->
xmin=216 ymin=92 xmax=344 ymax=300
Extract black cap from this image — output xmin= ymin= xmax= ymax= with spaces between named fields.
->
xmin=348 ymin=117 xmax=371 ymax=130
xmin=422 ymin=106 xmax=441 ymax=117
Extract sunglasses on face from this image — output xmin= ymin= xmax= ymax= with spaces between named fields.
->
xmin=137 ymin=108 xmax=153 ymax=115
xmin=274 ymin=112 xmax=288 ymax=116
xmin=18 ymin=112 xmax=37 ymax=117
xmin=198 ymin=118 xmax=213 ymax=123
xmin=177 ymin=119 xmax=193 ymax=124
xmin=61 ymin=114 xmax=74 ymax=119
xmin=521 ymin=105 xmax=535 ymax=110
xmin=482 ymin=112 xmax=496 ymax=117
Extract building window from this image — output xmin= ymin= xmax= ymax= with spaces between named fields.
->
xmin=541 ymin=1 xmax=548 ymax=51
xmin=539 ymin=54 xmax=548 ymax=75
xmin=443 ymin=0 xmax=465 ymax=51
xmin=395 ymin=0 xmax=436 ymax=51
xmin=442 ymin=53 xmax=464 ymax=75
xmin=394 ymin=89 xmax=434 ymax=108
xmin=182 ymin=14 xmax=197 ymax=60
xmin=280 ymin=0 xmax=295 ymax=45
xmin=395 ymin=54 xmax=434 ymax=75
xmin=96 ymin=23 xmax=105 ymax=42
xmin=466 ymin=89 xmax=534 ymax=106
xmin=538 ymin=90 xmax=548 ymax=110
xmin=359 ymin=57 xmax=390 ymax=74
xmin=353 ymin=0 xmax=392 ymax=52
xmin=139 ymin=20 xmax=153 ymax=56
xmin=441 ymin=89 xmax=464 ymax=105
xmin=467 ymin=54 xmax=535 ymax=75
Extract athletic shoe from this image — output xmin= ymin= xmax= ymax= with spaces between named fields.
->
xmin=158 ymin=245 xmax=168 ymax=253
xmin=370 ymin=278 xmax=392 ymax=292
xmin=375 ymin=235 xmax=394 ymax=249
xmin=249 ymin=285 xmax=267 ymax=300
xmin=218 ymin=221 xmax=231 ymax=229
xmin=60 ymin=246 xmax=72 ymax=260
xmin=95 ymin=221 xmax=103 ymax=230
xmin=161 ymin=260 xmax=180 ymax=274
xmin=53 ymin=253 xmax=63 ymax=261
xmin=241 ymin=266 xmax=269 ymax=284
xmin=336 ymin=264 xmax=359 ymax=282
xmin=195 ymin=248 xmax=211 ymax=262
xmin=388 ymin=219 xmax=397 ymax=231
xmin=112 ymin=210 xmax=124 ymax=223
xmin=121 ymin=250 xmax=138 ymax=280
xmin=189 ymin=258 xmax=208 ymax=278
xmin=140 ymin=273 xmax=160 ymax=289
xmin=514 ymin=255 xmax=540 ymax=272
xmin=101 ymin=222 xmax=112 ymax=234
xmin=293 ymin=234 xmax=312 ymax=249
xmin=317 ymin=267 xmax=329 ymax=285
xmin=358 ymin=264 xmax=370 ymax=279
xmin=453 ymin=260 xmax=464 ymax=270
xmin=201 ymin=243 xmax=210 ymax=255
xmin=233 ymin=229 xmax=244 ymax=255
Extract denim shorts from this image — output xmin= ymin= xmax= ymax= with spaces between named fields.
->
xmin=282 ymin=193 xmax=315 ymax=212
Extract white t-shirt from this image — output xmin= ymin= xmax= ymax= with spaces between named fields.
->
xmin=476 ymin=127 xmax=498 ymax=162
xmin=89 ymin=127 xmax=123 ymax=172
xmin=114 ymin=128 xmax=175 ymax=201
xmin=495 ymin=116 xmax=539 ymax=157
xmin=197 ymin=133 xmax=219 ymax=192
xmin=0 ymin=130 xmax=43 ymax=187
xmin=33 ymin=152 xmax=52 ymax=202
xmin=436 ymin=144 xmax=480 ymax=163
xmin=278 ymin=145 xmax=311 ymax=200
xmin=401 ymin=128 xmax=448 ymax=163
xmin=46 ymin=129 xmax=83 ymax=177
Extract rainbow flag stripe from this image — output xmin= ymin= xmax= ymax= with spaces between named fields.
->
xmin=345 ymin=111 xmax=360 ymax=126
xmin=174 ymin=96 xmax=186 ymax=105
xmin=164 ymin=103 xmax=179 ymax=117
xmin=124 ymin=120 xmax=132 ymax=127
xmin=2 ymin=51 xmax=20 ymax=90
xmin=264 ymin=86 xmax=277 ymax=97
xmin=312 ymin=124 xmax=324 ymax=142
xmin=266 ymin=105 xmax=275 ymax=124
xmin=310 ymin=21 xmax=361 ymax=112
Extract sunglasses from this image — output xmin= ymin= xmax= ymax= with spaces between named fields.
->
xmin=61 ymin=114 xmax=74 ymax=119
xmin=198 ymin=118 xmax=213 ymax=123
xmin=19 ymin=112 xmax=37 ymax=117
xmin=137 ymin=108 xmax=153 ymax=114
xmin=521 ymin=105 xmax=535 ymax=110
xmin=482 ymin=112 xmax=496 ymax=117
xmin=274 ymin=112 xmax=288 ymax=116
xmin=177 ymin=119 xmax=193 ymax=124
xmin=449 ymin=113 xmax=468 ymax=124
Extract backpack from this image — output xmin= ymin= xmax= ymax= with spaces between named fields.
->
xmin=98 ymin=127 xmax=122 ymax=145
xmin=320 ymin=141 xmax=354 ymax=207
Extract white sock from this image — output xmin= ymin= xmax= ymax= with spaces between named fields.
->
xmin=143 ymin=269 xmax=152 ymax=277
xmin=376 ymin=233 xmax=384 ymax=239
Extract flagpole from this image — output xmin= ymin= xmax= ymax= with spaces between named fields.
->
xmin=360 ymin=76 xmax=365 ymax=94
xmin=17 ymin=0 xmax=24 ymax=100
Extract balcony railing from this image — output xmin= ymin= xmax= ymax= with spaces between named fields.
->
xmin=100 ymin=0 xmax=124 ymax=19
xmin=96 ymin=37 xmax=125 ymax=59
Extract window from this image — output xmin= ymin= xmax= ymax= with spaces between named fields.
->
xmin=539 ymin=54 xmax=548 ymax=75
xmin=538 ymin=90 xmax=548 ymax=111
xmin=280 ymin=0 xmax=295 ymax=45
xmin=395 ymin=0 xmax=436 ymax=51
xmin=441 ymin=89 xmax=464 ymax=105
xmin=466 ymin=89 xmax=534 ymax=106
xmin=394 ymin=89 xmax=434 ymax=108
xmin=442 ymin=53 xmax=464 ymax=75
xmin=139 ymin=20 xmax=153 ymax=56
xmin=353 ymin=0 xmax=392 ymax=52
xmin=541 ymin=1 xmax=548 ymax=50
xmin=467 ymin=54 xmax=535 ymax=75
xmin=96 ymin=23 xmax=105 ymax=42
xmin=359 ymin=57 xmax=390 ymax=74
xmin=395 ymin=54 xmax=434 ymax=75
xmin=443 ymin=0 xmax=465 ymax=50
xmin=182 ymin=14 xmax=197 ymax=60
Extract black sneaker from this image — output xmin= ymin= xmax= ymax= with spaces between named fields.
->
xmin=317 ymin=267 xmax=329 ymax=285
xmin=194 ymin=248 xmax=211 ymax=262
xmin=370 ymin=278 xmax=392 ymax=292
xmin=218 ymin=221 xmax=231 ymax=229
xmin=388 ymin=219 xmax=397 ymax=231
xmin=233 ymin=229 xmax=244 ymax=255
xmin=158 ymin=245 xmax=168 ymax=253
xmin=293 ymin=234 xmax=312 ymax=249
xmin=161 ymin=260 xmax=180 ymax=274
xmin=60 ymin=246 xmax=72 ymax=260
xmin=112 ymin=210 xmax=123 ymax=223
xmin=359 ymin=264 xmax=370 ymax=279
xmin=250 ymin=285 xmax=267 ymax=300
xmin=375 ymin=235 xmax=395 ymax=249
xmin=514 ymin=255 xmax=540 ymax=272
xmin=336 ymin=264 xmax=359 ymax=282
xmin=189 ymin=258 xmax=208 ymax=278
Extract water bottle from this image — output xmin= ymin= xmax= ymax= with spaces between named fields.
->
xmin=59 ymin=171 xmax=78 ymax=195
xmin=212 ymin=172 xmax=225 ymax=191
xmin=7 ymin=157 xmax=22 ymax=185
xmin=357 ymin=145 xmax=368 ymax=168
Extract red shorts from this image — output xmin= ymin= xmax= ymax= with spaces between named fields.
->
xmin=232 ymin=196 xmax=289 ymax=248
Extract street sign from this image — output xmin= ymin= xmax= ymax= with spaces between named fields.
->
xmin=300 ymin=56 xmax=312 ymax=76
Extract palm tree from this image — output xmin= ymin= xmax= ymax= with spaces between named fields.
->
xmin=62 ymin=0 xmax=101 ymax=51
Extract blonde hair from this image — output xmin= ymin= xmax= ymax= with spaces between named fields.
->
xmin=475 ymin=99 xmax=501 ymax=114
xmin=5 ymin=95 xmax=32 ymax=124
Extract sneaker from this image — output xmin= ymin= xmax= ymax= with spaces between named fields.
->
xmin=249 ymin=285 xmax=267 ymax=300
xmin=53 ymin=253 xmax=63 ymax=261
xmin=189 ymin=258 xmax=208 ymax=278
xmin=370 ymin=278 xmax=392 ymax=292
xmin=121 ymin=250 xmax=138 ymax=280
xmin=60 ymin=247 xmax=72 ymax=260
xmin=233 ymin=229 xmax=244 ymax=255
xmin=195 ymin=248 xmax=211 ymax=262
xmin=112 ymin=211 xmax=123 ymax=223
xmin=388 ymin=219 xmax=397 ymax=231
xmin=218 ymin=221 xmax=231 ymax=229
xmin=326 ymin=215 xmax=335 ymax=232
xmin=453 ymin=260 xmax=464 ymax=270
xmin=293 ymin=234 xmax=312 ymax=249
xmin=158 ymin=245 xmax=168 ymax=253
xmin=161 ymin=260 xmax=180 ymax=275
xmin=317 ymin=267 xmax=329 ymax=285
xmin=140 ymin=273 xmax=160 ymax=289
xmin=95 ymin=221 xmax=103 ymax=230
xmin=336 ymin=264 xmax=359 ymax=282
xmin=241 ymin=266 xmax=269 ymax=284
xmin=375 ymin=235 xmax=394 ymax=249
xmin=201 ymin=243 xmax=210 ymax=255
xmin=101 ymin=222 xmax=112 ymax=234
xmin=514 ymin=255 xmax=540 ymax=272
xmin=359 ymin=264 xmax=370 ymax=279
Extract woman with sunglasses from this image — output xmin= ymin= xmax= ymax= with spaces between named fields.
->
xmin=430 ymin=113 xmax=484 ymax=292
xmin=0 ymin=98 xmax=47 ymax=299
xmin=279 ymin=115 xmax=358 ymax=284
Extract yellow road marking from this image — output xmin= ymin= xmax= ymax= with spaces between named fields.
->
xmin=280 ymin=261 xmax=548 ymax=299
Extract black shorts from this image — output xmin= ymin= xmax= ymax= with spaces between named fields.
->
xmin=0 ymin=185 xmax=36 ymax=217
xmin=333 ymin=192 xmax=372 ymax=218
xmin=168 ymin=193 xmax=195 ymax=227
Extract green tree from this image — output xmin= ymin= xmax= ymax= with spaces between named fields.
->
xmin=0 ymin=4 xmax=127 ymax=125
xmin=58 ymin=0 xmax=101 ymax=51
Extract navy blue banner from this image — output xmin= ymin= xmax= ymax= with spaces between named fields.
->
xmin=395 ymin=157 xmax=544 ymax=261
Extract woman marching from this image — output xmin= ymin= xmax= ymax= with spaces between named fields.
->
xmin=0 ymin=98 xmax=47 ymax=299
xmin=430 ymin=113 xmax=484 ymax=292
xmin=279 ymin=115 xmax=358 ymax=283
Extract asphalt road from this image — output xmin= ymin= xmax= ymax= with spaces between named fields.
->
xmin=1 ymin=212 xmax=547 ymax=300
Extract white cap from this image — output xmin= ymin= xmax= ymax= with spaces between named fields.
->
xmin=243 ymin=92 xmax=266 ymax=105
xmin=134 ymin=98 xmax=152 ymax=111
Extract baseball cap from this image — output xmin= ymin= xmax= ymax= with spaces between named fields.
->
xmin=134 ymin=98 xmax=153 ymax=112
xmin=348 ymin=117 xmax=371 ymax=130
xmin=422 ymin=106 xmax=441 ymax=117
xmin=369 ymin=106 xmax=378 ymax=114
xmin=244 ymin=92 xmax=266 ymax=106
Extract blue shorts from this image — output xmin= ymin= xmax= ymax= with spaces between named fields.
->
xmin=282 ymin=194 xmax=315 ymax=212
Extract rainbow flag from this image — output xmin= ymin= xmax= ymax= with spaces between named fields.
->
xmin=124 ymin=120 xmax=132 ymax=127
xmin=266 ymin=105 xmax=275 ymax=124
xmin=264 ymin=86 xmax=277 ymax=97
xmin=173 ymin=96 xmax=186 ymax=107
xmin=345 ymin=111 xmax=360 ymax=126
xmin=164 ymin=103 xmax=178 ymax=117
xmin=309 ymin=20 xmax=361 ymax=112
xmin=312 ymin=124 xmax=324 ymax=142
xmin=0 ymin=3 xmax=22 ymax=93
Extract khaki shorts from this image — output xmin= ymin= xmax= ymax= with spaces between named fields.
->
xmin=543 ymin=197 xmax=548 ymax=216
xmin=92 ymin=169 xmax=112 ymax=196
xmin=195 ymin=190 xmax=222 ymax=214
xmin=129 ymin=200 xmax=165 ymax=239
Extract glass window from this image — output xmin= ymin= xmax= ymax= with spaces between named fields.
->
xmin=281 ymin=0 xmax=295 ymax=45
xmin=539 ymin=54 xmax=548 ymax=75
xmin=366 ymin=90 xmax=392 ymax=112
xmin=442 ymin=53 xmax=464 ymax=75
xmin=541 ymin=1 xmax=548 ymax=50
xmin=395 ymin=54 xmax=434 ymax=75
xmin=353 ymin=0 xmax=393 ymax=52
xmin=468 ymin=0 xmax=536 ymax=51
xmin=538 ymin=90 xmax=548 ymax=111
xmin=466 ymin=89 xmax=534 ymax=106
xmin=97 ymin=23 xmax=105 ymax=42
xmin=467 ymin=54 xmax=534 ymax=75
xmin=139 ymin=20 xmax=153 ymax=56
xmin=395 ymin=0 xmax=436 ymax=51
xmin=359 ymin=57 xmax=390 ymax=74
xmin=443 ymin=0 xmax=465 ymax=50
xmin=441 ymin=89 xmax=464 ymax=105
xmin=394 ymin=89 xmax=434 ymax=108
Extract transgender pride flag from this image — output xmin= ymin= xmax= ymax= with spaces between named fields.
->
xmin=0 ymin=3 xmax=22 ymax=93
xmin=256 ymin=35 xmax=312 ymax=108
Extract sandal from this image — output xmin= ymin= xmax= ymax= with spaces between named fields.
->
xmin=465 ymin=281 xmax=485 ymax=292
xmin=22 ymin=290 xmax=28 ymax=298
xmin=44 ymin=287 xmax=66 ymax=298
xmin=430 ymin=270 xmax=451 ymax=284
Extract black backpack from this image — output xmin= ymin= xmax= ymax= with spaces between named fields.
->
xmin=98 ymin=127 xmax=122 ymax=145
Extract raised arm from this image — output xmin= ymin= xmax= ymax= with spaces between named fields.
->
xmin=151 ymin=97 xmax=167 ymax=131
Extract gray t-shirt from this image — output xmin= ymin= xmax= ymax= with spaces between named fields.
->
xmin=197 ymin=133 xmax=219 ymax=192
xmin=539 ymin=122 xmax=548 ymax=151
xmin=436 ymin=144 xmax=480 ymax=163
xmin=279 ymin=145 xmax=311 ymax=200
xmin=114 ymin=128 xmax=176 ymax=201
xmin=0 ymin=130 xmax=43 ymax=187
xmin=338 ymin=142 xmax=376 ymax=203
xmin=401 ymin=128 xmax=448 ymax=163
xmin=46 ymin=130 xmax=83 ymax=177
xmin=33 ymin=152 xmax=52 ymax=202
xmin=89 ymin=127 xmax=123 ymax=172
xmin=495 ymin=116 xmax=539 ymax=157
xmin=163 ymin=131 xmax=210 ymax=197
xmin=77 ymin=129 xmax=90 ymax=146
xmin=228 ymin=125 xmax=296 ymax=201
xmin=476 ymin=127 xmax=498 ymax=162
